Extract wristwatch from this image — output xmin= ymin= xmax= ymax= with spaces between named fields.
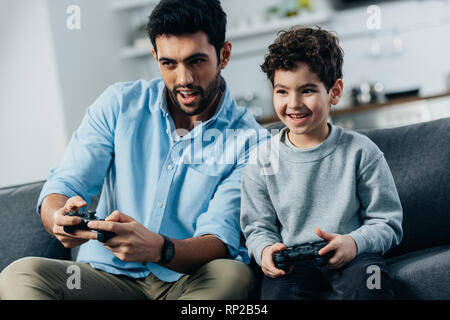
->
xmin=158 ymin=235 xmax=175 ymax=265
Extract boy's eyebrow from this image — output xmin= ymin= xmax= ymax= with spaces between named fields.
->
xmin=274 ymin=83 xmax=319 ymax=89
xmin=158 ymin=52 xmax=209 ymax=63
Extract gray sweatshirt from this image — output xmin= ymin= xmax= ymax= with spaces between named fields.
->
xmin=240 ymin=124 xmax=403 ymax=266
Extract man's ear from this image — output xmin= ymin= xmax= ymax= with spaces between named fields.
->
xmin=152 ymin=48 xmax=158 ymax=64
xmin=329 ymin=79 xmax=344 ymax=106
xmin=219 ymin=41 xmax=232 ymax=70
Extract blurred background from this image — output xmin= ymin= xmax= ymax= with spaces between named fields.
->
xmin=1 ymin=0 xmax=449 ymax=187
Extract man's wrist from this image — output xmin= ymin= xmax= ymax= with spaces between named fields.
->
xmin=157 ymin=234 xmax=175 ymax=265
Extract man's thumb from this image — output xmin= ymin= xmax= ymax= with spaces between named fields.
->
xmin=105 ymin=210 xmax=134 ymax=222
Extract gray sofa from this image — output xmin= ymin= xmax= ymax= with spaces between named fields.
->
xmin=1 ymin=117 xmax=449 ymax=299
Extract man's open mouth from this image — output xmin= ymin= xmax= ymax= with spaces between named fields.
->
xmin=177 ymin=90 xmax=200 ymax=105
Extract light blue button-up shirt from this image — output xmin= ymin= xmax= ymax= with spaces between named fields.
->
xmin=37 ymin=78 xmax=269 ymax=281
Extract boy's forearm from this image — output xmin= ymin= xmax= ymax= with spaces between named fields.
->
xmin=40 ymin=193 xmax=68 ymax=236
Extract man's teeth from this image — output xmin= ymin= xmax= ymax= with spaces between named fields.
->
xmin=180 ymin=91 xmax=197 ymax=96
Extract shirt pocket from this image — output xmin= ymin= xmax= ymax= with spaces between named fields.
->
xmin=184 ymin=165 xmax=222 ymax=203
xmin=168 ymin=165 xmax=222 ymax=232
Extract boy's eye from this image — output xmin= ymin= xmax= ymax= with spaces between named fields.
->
xmin=275 ymin=89 xmax=287 ymax=95
xmin=302 ymin=88 xmax=314 ymax=94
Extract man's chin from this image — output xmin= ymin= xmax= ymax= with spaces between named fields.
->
xmin=177 ymin=103 xmax=203 ymax=116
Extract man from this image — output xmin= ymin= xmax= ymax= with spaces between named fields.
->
xmin=0 ymin=0 xmax=268 ymax=300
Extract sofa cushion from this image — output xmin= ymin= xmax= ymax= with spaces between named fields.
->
xmin=358 ymin=117 xmax=450 ymax=258
xmin=386 ymin=244 xmax=450 ymax=299
xmin=0 ymin=181 xmax=70 ymax=272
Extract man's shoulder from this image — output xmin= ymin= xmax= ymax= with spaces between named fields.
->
xmin=108 ymin=78 xmax=162 ymax=97
xmin=102 ymin=78 xmax=164 ymax=113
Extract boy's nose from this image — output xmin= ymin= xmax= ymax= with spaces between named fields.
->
xmin=288 ymin=92 xmax=302 ymax=108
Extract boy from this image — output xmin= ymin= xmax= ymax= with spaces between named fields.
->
xmin=240 ymin=26 xmax=403 ymax=299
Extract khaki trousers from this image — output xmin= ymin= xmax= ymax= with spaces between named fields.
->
xmin=0 ymin=257 xmax=254 ymax=300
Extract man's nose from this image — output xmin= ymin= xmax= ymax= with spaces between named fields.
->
xmin=176 ymin=64 xmax=194 ymax=86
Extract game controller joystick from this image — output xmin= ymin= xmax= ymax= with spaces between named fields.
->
xmin=273 ymin=240 xmax=334 ymax=272
xmin=64 ymin=210 xmax=115 ymax=243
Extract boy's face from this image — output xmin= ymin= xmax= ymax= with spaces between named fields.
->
xmin=273 ymin=62 xmax=343 ymax=148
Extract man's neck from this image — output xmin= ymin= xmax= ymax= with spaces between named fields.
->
xmin=167 ymin=90 xmax=222 ymax=132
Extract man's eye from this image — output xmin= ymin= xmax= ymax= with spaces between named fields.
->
xmin=191 ymin=59 xmax=204 ymax=65
xmin=302 ymin=89 xmax=314 ymax=94
xmin=161 ymin=61 xmax=175 ymax=67
xmin=276 ymin=90 xmax=287 ymax=95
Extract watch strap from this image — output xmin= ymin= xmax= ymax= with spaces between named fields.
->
xmin=158 ymin=235 xmax=175 ymax=265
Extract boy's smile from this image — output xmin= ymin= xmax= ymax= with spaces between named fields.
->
xmin=273 ymin=62 xmax=343 ymax=148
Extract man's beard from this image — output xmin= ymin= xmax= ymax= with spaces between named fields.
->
xmin=168 ymin=70 xmax=221 ymax=116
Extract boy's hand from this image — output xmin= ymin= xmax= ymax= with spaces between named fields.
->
xmin=315 ymin=227 xmax=357 ymax=269
xmin=261 ymin=243 xmax=289 ymax=278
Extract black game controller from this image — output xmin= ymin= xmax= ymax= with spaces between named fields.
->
xmin=64 ymin=210 xmax=115 ymax=243
xmin=273 ymin=240 xmax=334 ymax=272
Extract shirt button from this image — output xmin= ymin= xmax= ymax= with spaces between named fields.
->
xmin=167 ymin=164 xmax=173 ymax=170
xmin=166 ymin=128 xmax=170 ymax=135
xmin=157 ymin=201 xmax=163 ymax=208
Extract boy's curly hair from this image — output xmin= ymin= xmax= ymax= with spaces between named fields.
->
xmin=261 ymin=26 xmax=344 ymax=92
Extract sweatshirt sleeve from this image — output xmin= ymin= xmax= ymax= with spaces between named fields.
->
xmin=349 ymin=154 xmax=403 ymax=255
xmin=240 ymin=152 xmax=282 ymax=266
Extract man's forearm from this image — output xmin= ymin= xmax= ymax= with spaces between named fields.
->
xmin=40 ymin=193 xmax=68 ymax=236
xmin=164 ymin=235 xmax=228 ymax=275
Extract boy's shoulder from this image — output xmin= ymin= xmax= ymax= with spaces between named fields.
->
xmin=337 ymin=126 xmax=384 ymax=169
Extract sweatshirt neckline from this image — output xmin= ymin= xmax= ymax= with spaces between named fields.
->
xmin=277 ymin=123 xmax=342 ymax=163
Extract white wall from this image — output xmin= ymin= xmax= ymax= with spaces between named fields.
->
xmin=0 ymin=0 xmax=67 ymax=188
xmin=46 ymin=0 xmax=140 ymax=137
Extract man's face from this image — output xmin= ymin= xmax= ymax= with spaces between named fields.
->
xmin=153 ymin=32 xmax=224 ymax=116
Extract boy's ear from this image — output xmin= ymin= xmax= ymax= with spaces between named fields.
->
xmin=329 ymin=79 xmax=344 ymax=106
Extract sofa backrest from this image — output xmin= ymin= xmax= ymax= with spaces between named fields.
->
xmin=358 ymin=117 xmax=450 ymax=258
xmin=265 ymin=118 xmax=450 ymax=257
xmin=0 ymin=181 xmax=70 ymax=272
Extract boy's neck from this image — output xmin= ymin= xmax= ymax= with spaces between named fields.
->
xmin=287 ymin=122 xmax=331 ymax=149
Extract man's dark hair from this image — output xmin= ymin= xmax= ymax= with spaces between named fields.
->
xmin=147 ymin=0 xmax=227 ymax=62
xmin=261 ymin=26 xmax=344 ymax=92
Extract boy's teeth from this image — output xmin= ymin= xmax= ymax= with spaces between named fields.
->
xmin=289 ymin=114 xmax=309 ymax=119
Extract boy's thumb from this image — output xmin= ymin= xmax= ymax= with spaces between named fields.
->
xmin=315 ymin=227 xmax=336 ymax=241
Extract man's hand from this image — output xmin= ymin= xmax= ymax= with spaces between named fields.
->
xmin=51 ymin=196 xmax=97 ymax=248
xmin=315 ymin=227 xmax=357 ymax=269
xmin=261 ymin=243 xmax=291 ymax=278
xmin=87 ymin=210 xmax=164 ymax=263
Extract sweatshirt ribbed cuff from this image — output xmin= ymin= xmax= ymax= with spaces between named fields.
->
xmin=348 ymin=230 xmax=369 ymax=255
xmin=251 ymin=240 xmax=278 ymax=267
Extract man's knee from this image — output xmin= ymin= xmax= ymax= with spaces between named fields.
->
xmin=0 ymin=257 xmax=63 ymax=300
xmin=184 ymin=259 xmax=255 ymax=300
